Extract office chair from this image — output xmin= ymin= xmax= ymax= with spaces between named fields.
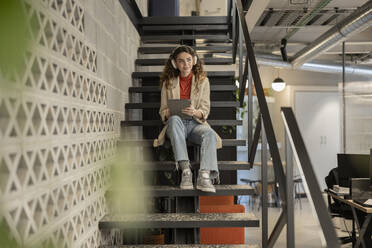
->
xmin=325 ymin=168 xmax=354 ymax=245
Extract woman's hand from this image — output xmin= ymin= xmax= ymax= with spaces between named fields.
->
xmin=182 ymin=105 xmax=195 ymax=117
xmin=182 ymin=105 xmax=202 ymax=119
xmin=165 ymin=108 xmax=170 ymax=119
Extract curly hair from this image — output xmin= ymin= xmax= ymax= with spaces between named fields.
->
xmin=160 ymin=45 xmax=206 ymax=90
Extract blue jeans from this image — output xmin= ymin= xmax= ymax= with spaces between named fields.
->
xmin=166 ymin=115 xmax=219 ymax=181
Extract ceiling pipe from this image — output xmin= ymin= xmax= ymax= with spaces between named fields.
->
xmin=284 ymin=0 xmax=333 ymax=40
xmin=255 ymin=53 xmax=372 ymax=76
xmin=290 ymin=1 xmax=372 ymax=67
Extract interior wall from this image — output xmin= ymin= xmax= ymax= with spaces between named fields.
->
xmin=294 ymin=90 xmax=340 ymax=190
xmin=257 ymin=66 xmax=371 ymax=159
xmin=0 ymin=0 xmax=144 ymax=247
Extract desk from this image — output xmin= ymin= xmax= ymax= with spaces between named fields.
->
xmin=327 ymin=190 xmax=372 ymax=248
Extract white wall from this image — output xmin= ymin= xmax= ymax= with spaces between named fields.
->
xmin=294 ymin=89 xmax=340 ymax=190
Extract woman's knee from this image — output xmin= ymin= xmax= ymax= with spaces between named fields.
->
xmin=167 ymin=115 xmax=183 ymax=132
xmin=203 ymin=129 xmax=217 ymax=142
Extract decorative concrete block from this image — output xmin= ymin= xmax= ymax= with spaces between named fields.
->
xmin=0 ymin=0 xmax=141 ymax=247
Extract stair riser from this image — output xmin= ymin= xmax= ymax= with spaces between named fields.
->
xmin=118 ymin=140 xmax=246 ymax=147
xmin=139 ymin=46 xmax=232 ymax=54
xmin=113 ymin=161 xmax=252 ymax=171
xmin=107 ymin=189 xmax=255 ymax=197
xmin=102 ymin=245 xmax=252 ymax=248
xmin=99 ymin=220 xmax=259 ymax=229
xmin=129 ymin=85 xmax=237 ymax=93
xmin=116 ymin=165 xmax=252 ymax=171
xmin=121 ymin=120 xmax=242 ymax=127
xmin=125 ymin=102 xmax=239 ymax=109
xmin=135 ymin=59 xmax=233 ymax=66
xmin=140 ymin=16 xmax=229 ymax=25
xmin=132 ymin=71 xmax=235 ymax=78
xmin=142 ymin=24 xmax=229 ymax=31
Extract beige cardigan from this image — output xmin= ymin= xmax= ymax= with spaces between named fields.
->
xmin=153 ymin=75 xmax=222 ymax=149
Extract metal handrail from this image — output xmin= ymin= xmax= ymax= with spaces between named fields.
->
xmin=232 ymin=1 xmax=341 ymax=247
xmin=234 ymin=2 xmax=287 ymax=245
xmin=281 ymin=107 xmax=340 ymax=248
xmin=234 ymin=0 xmax=286 ymax=202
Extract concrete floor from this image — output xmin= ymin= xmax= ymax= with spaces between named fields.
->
xmin=241 ymin=198 xmax=353 ymax=247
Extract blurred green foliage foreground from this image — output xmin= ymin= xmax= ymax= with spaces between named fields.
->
xmin=0 ymin=0 xmax=32 ymax=83
xmin=0 ymin=220 xmax=19 ymax=248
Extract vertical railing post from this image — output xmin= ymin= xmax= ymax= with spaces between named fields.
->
xmin=247 ymin=59 xmax=252 ymax=160
xmin=238 ymin=21 xmax=243 ymax=90
xmin=285 ymin=129 xmax=294 ymax=248
xmin=232 ymin=1 xmax=237 ymax=63
xmin=342 ymin=41 xmax=346 ymax=153
xmin=281 ymin=107 xmax=341 ymax=248
xmin=261 ymin=117 xmax=268 ymax=248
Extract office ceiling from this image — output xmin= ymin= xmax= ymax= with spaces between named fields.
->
xmin=249 ymin=0 xmax=372 ymax=65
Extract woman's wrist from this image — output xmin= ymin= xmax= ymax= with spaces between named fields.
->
xmin=193 ymin=109 xmax=202 ymax=119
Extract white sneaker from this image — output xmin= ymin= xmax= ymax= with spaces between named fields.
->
xmin=196 ymin=170 xmax=216 ymax=193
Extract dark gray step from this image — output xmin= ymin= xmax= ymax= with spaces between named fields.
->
xmin=120 ymin=161 xmax=252 ymax=171
xmin=118 ymin=139 xmax=246 ymax=147
xmin=140 ymin=16 xmax=229 ymax=25
xmin=102 ymin=245 xmax=257 ymax=248
xmin=99 ymin=212 xmax=259 ymax=229
xmin=107 ymin=185 xmax=254 ymax=197
xmin=135 ymin=78 xmax=234 ymax=86
xmin=129 ymin=85 xmax=236 ymax=93
xmin=138 ymin=46 xmax=232 ymax=54
xmin=125 ymin=101 xmax=239 ymax=109
xmin=135 ymin=58 xmax=233 ymax=66
xmin=142 ymin=24 xmax=229 ymax=31
xmin=121 ymin=119 xmax=242 ymax=127
xmin=141 ymin=35 xmax=230 ymax=43
xmin=132 ymin=71 xmax=235 ymax=79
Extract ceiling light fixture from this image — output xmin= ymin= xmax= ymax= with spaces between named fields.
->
xmin=272 ymin=69 xmax=286 ymax=92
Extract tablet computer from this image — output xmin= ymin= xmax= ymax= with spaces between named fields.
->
xmin=168 ymin=99 xmax=192 ymax=119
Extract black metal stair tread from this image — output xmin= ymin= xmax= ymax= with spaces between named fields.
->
xmin=121 ymin=161 xmax=251 ymax=171
xmin=135 ymin=58 xmax=233 ymax=66
xmin=99 ymin=212 xmax=259 ymax=229
xmin=125 ymin=102 xmax=239 ymax=109
xmin=129 ymin=85 xmax=237 ymax=93
xmin=138 ymin=46 xmax=232 ymax=54
xmin=108 ymin=185 xmax=255 ymax=197
xmin=141 ymin=35 xmax=230 ymax=42
xmin=142 ymin=24 xmax=229 ymax=31
xmin=135 ymin=78 xmax=235 ymax=86
xmin=132 ymin=71 xmax=235 ymax=78
xmin=121 ymin=119 xmax=242 ymax=127
xmin=140 ymin=16 xmax=229 ymax=25
xmin=118 ymin=139 xmax=246 ymax=147
xmin=102 ymin=244 xmax=258 ymax=247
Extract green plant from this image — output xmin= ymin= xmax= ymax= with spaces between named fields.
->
xmin=222 ymin=88 xmax=245 ymax=134
xmin=222 ymin=85 xmax=261 ymax=137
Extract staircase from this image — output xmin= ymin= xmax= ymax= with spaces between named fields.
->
xmin=99 ymin=15 xmax=259 ymax=247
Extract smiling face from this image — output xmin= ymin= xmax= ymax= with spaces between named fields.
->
xmin=175 ymin=52 xmax=194 ymax=77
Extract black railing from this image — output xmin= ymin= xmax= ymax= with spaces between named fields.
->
xmin=281 ymin=107 xmax=340 ymax=247
xmin=119 ymin=0 xmax=143 ymax=34
xmin=231 ymin=0 xmax=341 ymax=246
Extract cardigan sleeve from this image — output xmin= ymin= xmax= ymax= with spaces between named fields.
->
xmin=159 ymin=82 xmax=168 ymax=123
xmin=196 ymin=77 xmax=210 ymax=121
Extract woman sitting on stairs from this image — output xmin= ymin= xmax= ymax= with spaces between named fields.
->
xmin=153 ymin=45 xmax=222 ymax=193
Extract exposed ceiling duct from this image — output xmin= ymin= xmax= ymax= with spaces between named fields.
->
xmin=290 ymin=0 xmax=372 ymax=67
xmin=256 ymin=53 xmax=372 ymax=76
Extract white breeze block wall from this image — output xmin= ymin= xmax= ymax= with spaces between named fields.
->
xmin=0 ymin=0 xmax=142 ymax=247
